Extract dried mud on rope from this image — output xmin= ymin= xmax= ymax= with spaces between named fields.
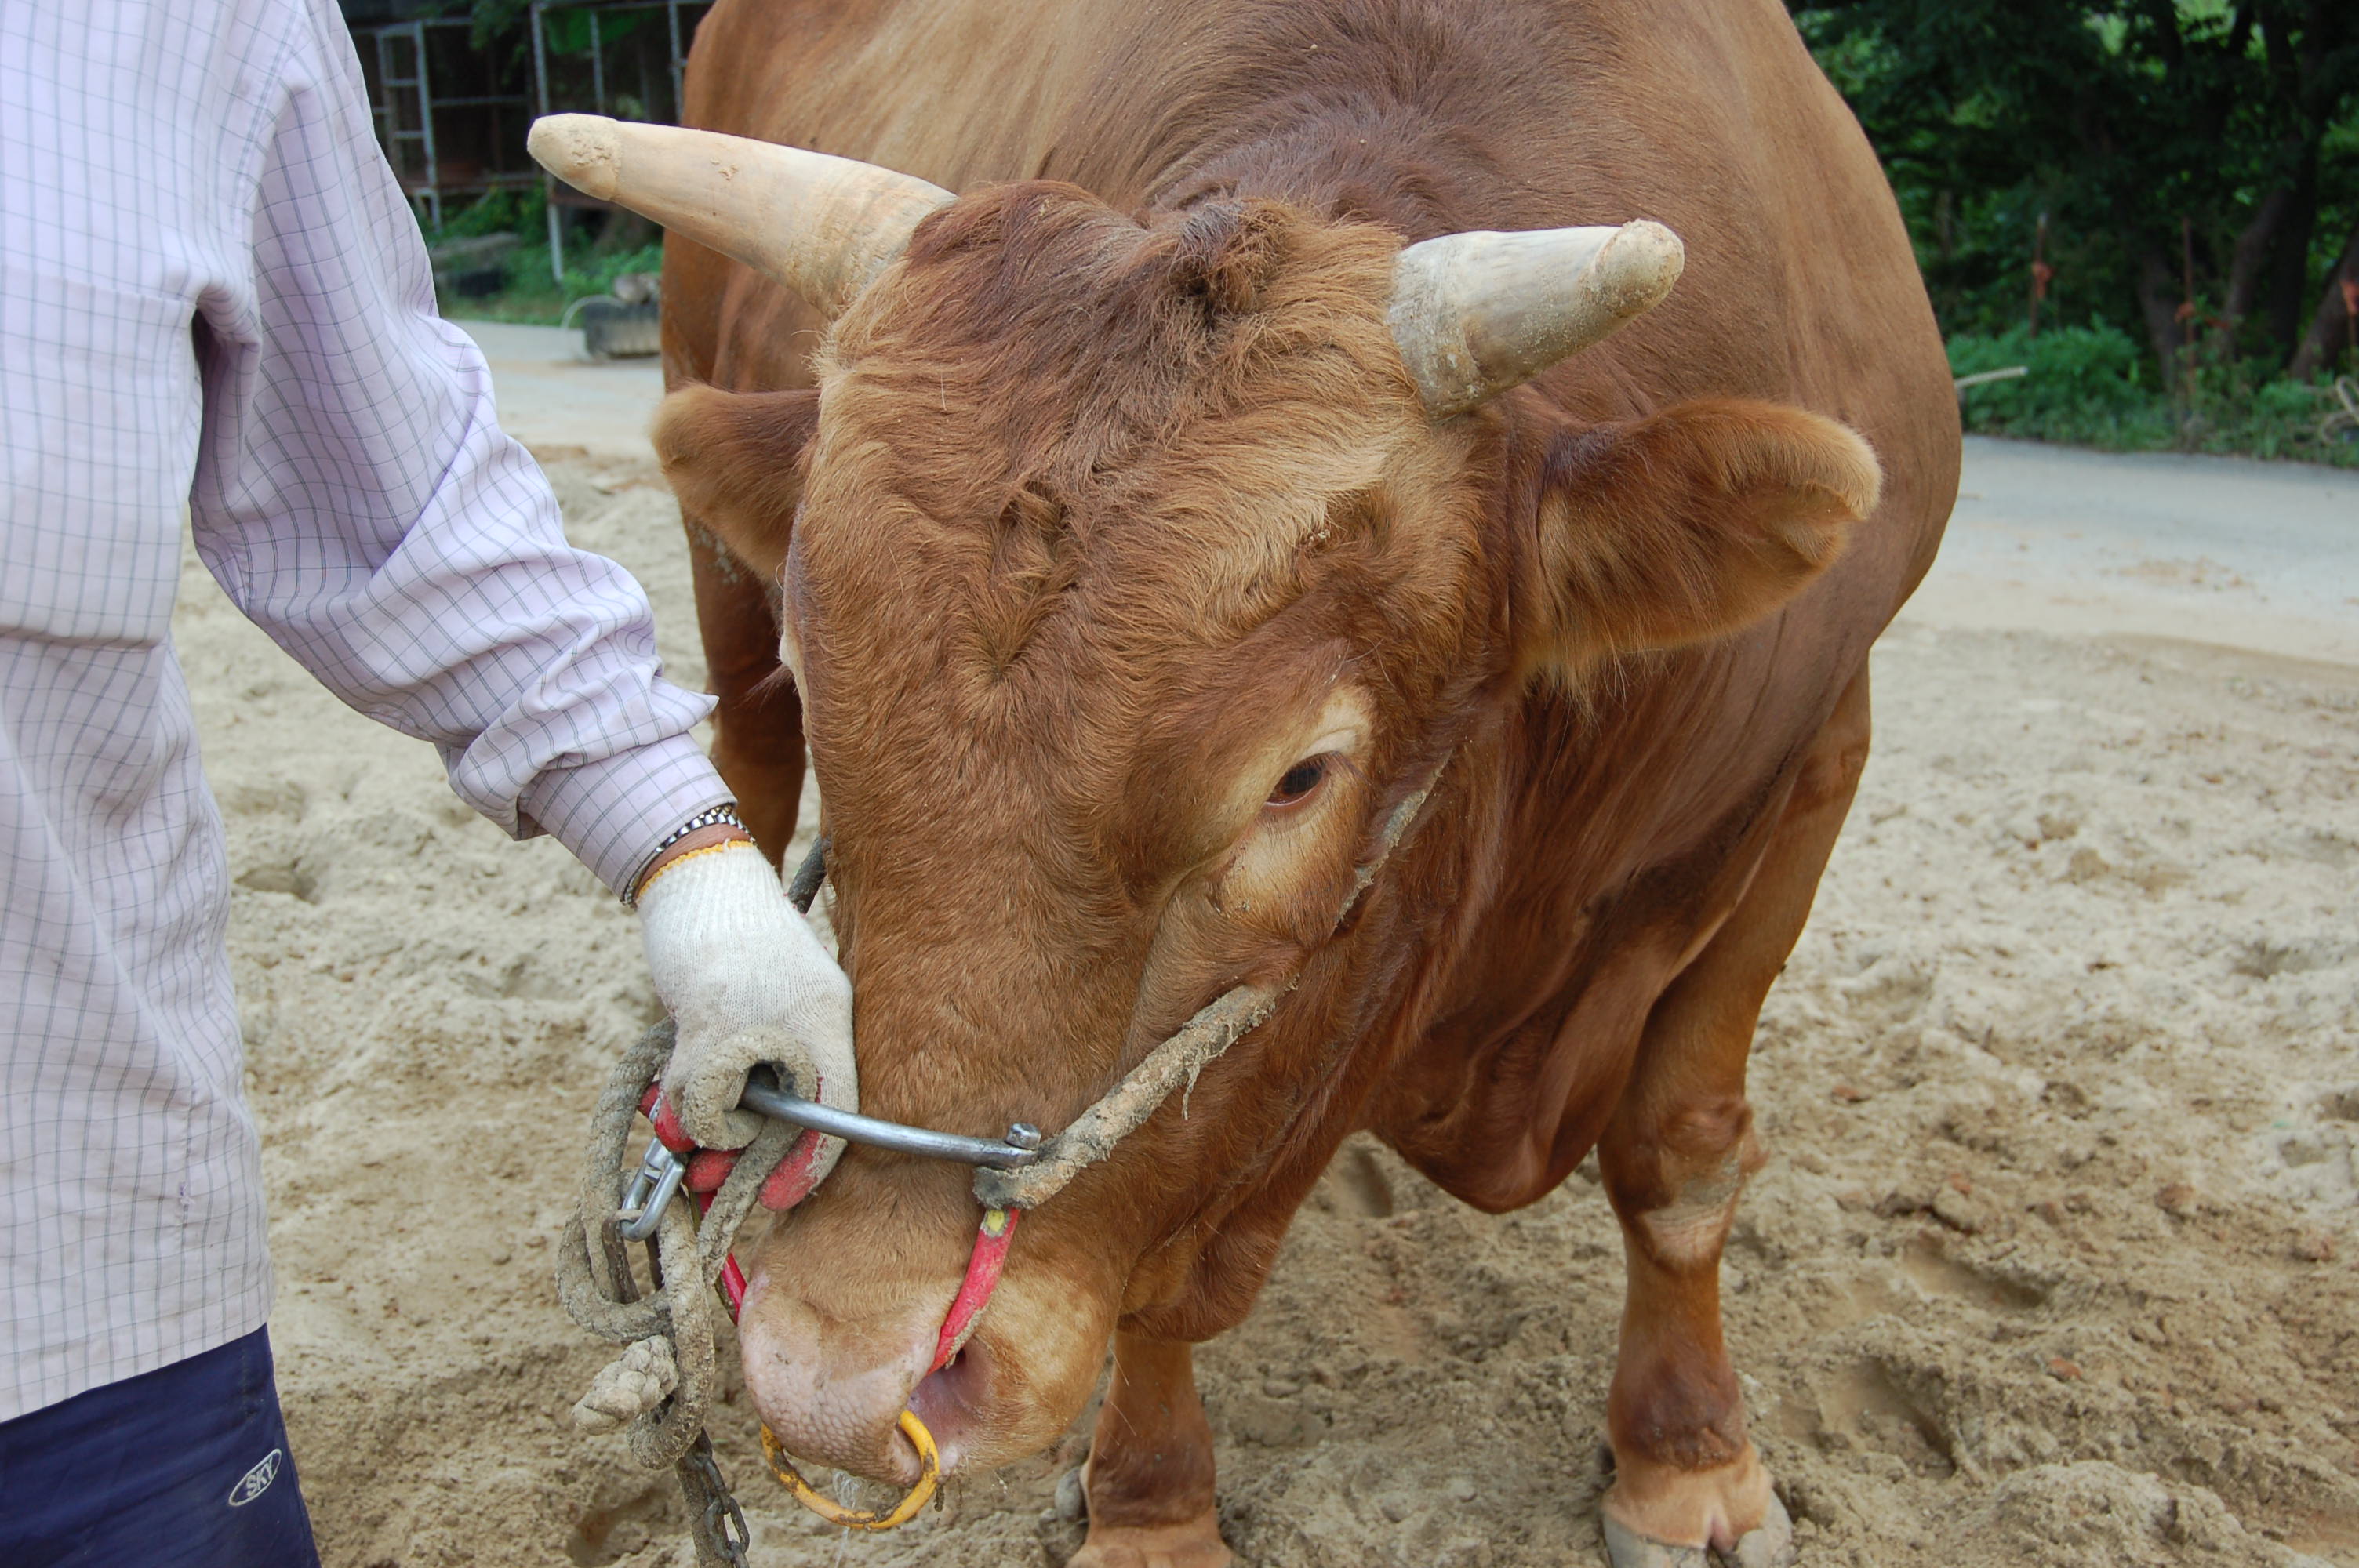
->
xmin=554 ymin=768 xmax=1443 ymax=1560
xmin=554 ymin=1018 xmax=773 ymax=1566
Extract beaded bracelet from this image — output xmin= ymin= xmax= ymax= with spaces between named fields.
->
xmin=623 ymin=803 xmax=748 ymax=908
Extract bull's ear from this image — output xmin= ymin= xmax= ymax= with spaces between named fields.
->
xmin=1526 ymin=398 xmax=1880 ymax=663
xmin=651 ymin=385 xmax=821 ymax=582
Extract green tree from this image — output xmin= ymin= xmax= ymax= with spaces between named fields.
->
xmin=1790 ymin=2 xmax=2359 ymax=384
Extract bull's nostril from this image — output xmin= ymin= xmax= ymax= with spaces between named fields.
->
xmin=907 ymin=1334 xmax=994 ymax=1472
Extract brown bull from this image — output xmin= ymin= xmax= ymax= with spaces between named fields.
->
xmin=543 ymin=1 xmax=1957 ymax=1560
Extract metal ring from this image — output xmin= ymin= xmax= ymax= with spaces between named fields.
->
xmin=762 ymin=1410 xmax=940 ymax=1530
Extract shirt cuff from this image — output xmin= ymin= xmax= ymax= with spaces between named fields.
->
xmin=518 ymin=732 xmax=733 ymax=896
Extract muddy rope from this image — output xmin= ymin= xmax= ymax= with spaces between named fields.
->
xmin=973 ymin=770 xmax=1439 ymax=1212
xmin=555 ymin=843 xmax=837 ymax=1566
xmin=554 ymin=1019 xmax=772 ymax=1565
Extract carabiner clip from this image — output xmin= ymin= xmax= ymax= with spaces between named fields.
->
xmin=616 ymin=1134 xmax=688 ymax=1241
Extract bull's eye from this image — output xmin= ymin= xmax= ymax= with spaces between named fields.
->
xmin=1267 ymin=756 xmax=1332 ymax=808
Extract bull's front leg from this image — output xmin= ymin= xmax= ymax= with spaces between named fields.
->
xmin=1070 ymin=1331 xmax=1232 ymax=1568
xmin=684 ymin=517 xmax=807 ymax=862
xmin=1597 ymin=1089 xmax=1785 ymax=1568
xmin=1594 ymin=670 xmax=1870 ymax=1568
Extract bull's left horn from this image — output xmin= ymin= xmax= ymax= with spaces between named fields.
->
xmin=1387 ymin=221 xmax=1685 ymax=419
xmin=527 ymin=114 xmax=955 ymax=318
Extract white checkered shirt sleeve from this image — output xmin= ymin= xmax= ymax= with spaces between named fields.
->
xmin=188 ymin=0 xmax=724 ymax=893
xmin=0 ymin=0 xmax=729 ymax=1421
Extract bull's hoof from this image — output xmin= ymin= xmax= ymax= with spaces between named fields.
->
xmin=1066 ymin=1510 xmax=1234 ymax=1568
xmin=1719 ymin=1491 xmax=1796 ymax=1567
xmin=1601 ymin=1494 xmax=1796 ymax=1568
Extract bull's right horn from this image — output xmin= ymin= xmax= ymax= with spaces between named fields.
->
xmin=1388 ymin=221 xmax=1685 ymax=419
xmin=527 ymin=114 xmax=955 ymax=318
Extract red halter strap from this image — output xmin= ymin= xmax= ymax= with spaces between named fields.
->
xmin=929 ymin=1207 xmax=1018 ymax=1372
xmin=645 ymin=1086 xmax=1018 ymax=1359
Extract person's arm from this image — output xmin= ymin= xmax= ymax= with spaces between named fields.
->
xmin=186 ymin=0 xmax=852 ymax=1163
xmin=186 ymin=0 xmax=710 ymax=893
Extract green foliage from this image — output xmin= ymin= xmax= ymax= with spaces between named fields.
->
xmin=546 ymin=241 xmax=668 ymax=304
xmin=1950 ymin=324 xmax=2151 ymax=426
xmin=1950 ymin=325 xmax=2359 ymax=466
xmin=1790 ymin=1 xmax=2359 ymax=375
xmin=1794 ymin=0 xmax=2359 ymax=464
xmin=1950 ymin=323 xmax=2174 ymax=448
xmin=434 ymin=0 xmax=656 ymax=69
xmin=422 ymin=184 xmax=541 ymax=246
xmin=442 ymin=238 xmax=665 ymax=325
xmin=2176 ymin=365 xmax=2359 ymax=463
xmin=539 ymin=6 xmax=650 ymax=53
xmin=424 ymin=186 xmax=663 ymax=325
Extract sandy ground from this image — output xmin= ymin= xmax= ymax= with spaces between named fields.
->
xmin=176 ymin=332 xmax=2359 ymax=1566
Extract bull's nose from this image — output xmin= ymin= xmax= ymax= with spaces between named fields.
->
xmin=736 ymin=1283 xmax=942 ymax=1486
xmin=731 ymin=1180 xmax=1118 ymax=1488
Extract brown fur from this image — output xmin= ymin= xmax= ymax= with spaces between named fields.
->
xmin=660 ymin=0 xmax=1957 ymax=1548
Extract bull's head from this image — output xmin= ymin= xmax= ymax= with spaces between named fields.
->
xmin=533 ymin=118 xmax=1877 ymax=1485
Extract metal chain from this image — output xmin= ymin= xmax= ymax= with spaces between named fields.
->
xmin=677 ymin=1433 xmax=753 ymax=1568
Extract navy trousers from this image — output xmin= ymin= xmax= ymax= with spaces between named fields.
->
xmin=0 ymin=1327 xmax=320 ymax=1568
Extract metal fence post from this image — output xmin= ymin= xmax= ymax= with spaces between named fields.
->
xmin=413 ymin=20 xmax=441 ymax=229
xmin=533 ymin=2 xmax=562 ymax=285
xmin=667 ymin=0 xmax=685 ymax=122
xmin=589 ymin=9 xmax=604 ymax=116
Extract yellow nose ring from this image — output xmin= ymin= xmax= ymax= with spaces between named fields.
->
xmin=761 ymin=1409 xmax=941 ymax=1530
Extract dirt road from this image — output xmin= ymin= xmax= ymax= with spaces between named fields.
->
xmin=188 ymin=327 xmax=2358 ymax=1566
xmin=1920 ymin=435 xmax=2359 ymax=666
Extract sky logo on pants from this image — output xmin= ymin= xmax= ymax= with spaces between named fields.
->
xmin=227 ymin=1448 xmax=283 ymax=1508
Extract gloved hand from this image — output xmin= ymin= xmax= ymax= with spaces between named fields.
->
xmin=635 ymin=839 xmax=858 ymax=1178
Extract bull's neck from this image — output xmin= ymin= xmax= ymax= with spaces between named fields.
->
xmin=1140 ymin=122 xmax=1484 ymax=247
xmin=1096 ymin=5 xmax=1528 ymax=246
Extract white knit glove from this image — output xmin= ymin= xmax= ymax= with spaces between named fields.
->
xmin=637 ymin=840 xmax=858 ymax=1160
